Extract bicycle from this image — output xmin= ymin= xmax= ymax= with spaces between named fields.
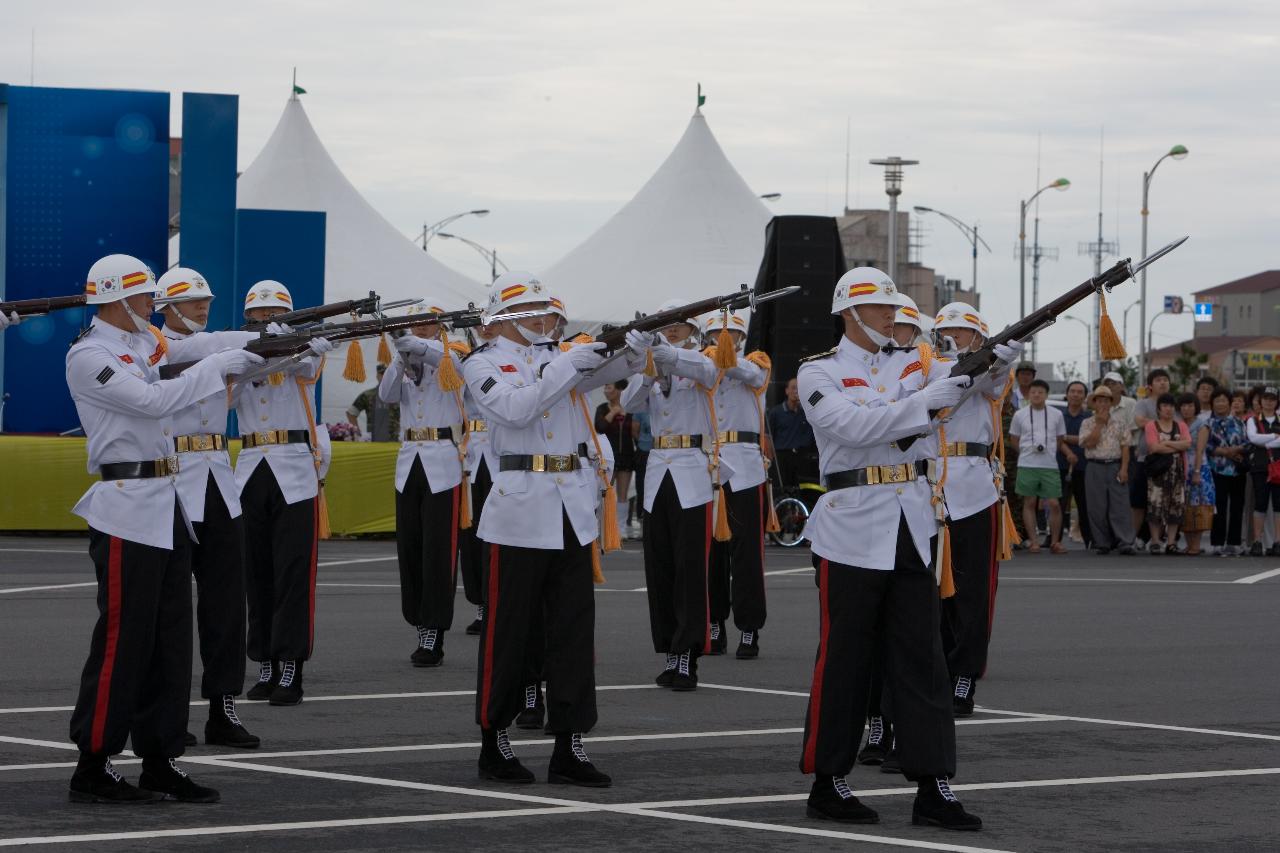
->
xmin=769 ymin=478 xmax=827 ymax=547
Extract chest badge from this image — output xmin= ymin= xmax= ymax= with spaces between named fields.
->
xmin=842 ymin=378 xmax=868 ymax=388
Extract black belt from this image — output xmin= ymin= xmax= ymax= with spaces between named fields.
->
xmin=101 ymin=458 xmax=180 ymax=480
xmin=718 ymin=430 xmax=761 ymax=444
xmin=942 ymin=442 xmax=992 ymax=458
xmin=825 ymin=460 xmax=929 ymax=489
xmin=498 ymin=443 xmax=592 ymax=474
xmin=1091 ymin=458 xmax=1122 ymax=464
xmin=240 ymin=429 xmax=311 ymax=449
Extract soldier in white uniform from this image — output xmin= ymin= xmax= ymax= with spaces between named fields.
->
xmin=459 ymin=322 xmax=499 ymax=637
xmin=462 ymin=272 xmax=634 ymax=786
xmin=621 ymin=303 xmax=720 ymax=691
xmin=796 ymin=266 xmax=992 ymax=830
xmin=154 ymin=268 xmax=259 ymax=749
xmin=701 ymin=311 xmax=771 ymax=659
xmin=380 ymin=303 xmax=468 ymax=667
xmin=933 ymin=303 xmax=1017 ymax=718
xmin=65 ymin=254 xmax=265 ymax=803
xmin=234 ymin=281 xmax=335 ymax=707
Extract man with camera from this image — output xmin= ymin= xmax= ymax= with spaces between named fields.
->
xmin=1009 ymin=379 xmax=1070 ymax=553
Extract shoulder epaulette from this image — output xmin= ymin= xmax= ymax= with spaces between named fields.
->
xmin=799 ymin=347 xmax=837 ymax=364
xmin=69 ymin=326 xmax=94 ymax=347
xmin=460 ymin=342 xmax=491 ymax=362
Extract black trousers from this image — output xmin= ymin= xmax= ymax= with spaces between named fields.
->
xmin=242 ymin=464 xmax=318 ymax=662
xmin=395 ymin=458 xmax=460 ymax=630
xmin=941 ymin=504 xmax=999 ymax=680
xmin=800 ymin=517 xmax=956 ymax=780
xmin=476 ymin=514 xmax=596 ymax=733
xmin=709 ymin=481 xmax=768 ymax=631
xmin=1062 ymin=468 xmax=1092 ymax=546
xmin=633 ymin=451 xmax=650 ymax=522
xmin=190 ymin=476 xmax=248 ymax=698
xmin=69 ymin=511 xmax=192 ymax=759
xmin=1211 ymin=472 xmax=1246 ymax=547
xmin=458 ymin=458 xmax=492 ymax=608
xmin=642 ymin=473 xmax=711 ymax=655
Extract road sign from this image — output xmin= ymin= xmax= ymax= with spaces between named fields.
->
xmin=1164 ymin=295 xmax=1185 ymax=314
xmin=1194 ymin=302 xmax=1214 ymax=324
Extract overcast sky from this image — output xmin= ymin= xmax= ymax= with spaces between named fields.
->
xmin=5 ymin=0 xmax=1278 ymax=376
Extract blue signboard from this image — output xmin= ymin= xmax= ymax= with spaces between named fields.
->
xmin=1 ymin=84 xmax=168 ymax=432
xmin=1193 ymin=302 xmax=1213 ymax=324
xmin=179 ymin=93 xmax=239 ymax=332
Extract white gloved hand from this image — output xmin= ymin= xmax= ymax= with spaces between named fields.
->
xmin=991 ymin=339 xmax=1025 ymax=369
xmin=394 ymin=334 xmax=428 ymax=356
xmin=625 ymin=329 xmax=655 ymax=356
xmin=0 ymin=311 xmax=19 ymax=330
xmin=212 ymin=349 xmax=266 ymax=378
xmin=921 ymin=375 xmax=973 ymax=410
xmin=264 ymin=322 xmax=293 ymax=336
xmin=650 ymin=334 xmax=679 ymax=367
xmin=308 ymin=336 xmax=337 ymax=356
xmin=564 ymin=341 xmax=607 ymax=372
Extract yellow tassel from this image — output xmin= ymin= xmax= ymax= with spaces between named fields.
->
xmin=1097 ymin=290 xmax=1127 ymax=360
xmin=714 ymin=325 xmax=738 ymax=370
xmin=317 ymin=485 xmax=332 ymax=540
xmin=999 ymin=499 xmax=1021 ymax=561
xmin=601 ymin=484 xmax=622 ymax=552
xmin=458 ymin=477 xmax=473 ymax=530
xmin=343 ymin=339 xmax=367 ymax=383
xmin=713 ymin=486 xmax=732 ymax=542
xmin=643 ymin=349 xmax=657 ymax=378
xmin=938 ymin=525 xmax=956 ymax=598
xmin=268 ymin=372 xmax=286 ymax=386
xmin=765 ymin=482 xmax=781 ymax=533
xmin=435 ymin=331 xmax=466 ymax=392
xmin=376 ymin=333 xmax=392 ymax=367
xmin=916 ymin=341 xmax=934 ymax=379
xmin=590 ymin=541 xmax=606 ymax=584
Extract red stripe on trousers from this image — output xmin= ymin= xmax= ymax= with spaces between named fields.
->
xmin=479 ymin=543 xmax=500 ymax=729
xmin=90 ymin=537 xmax=124 ymax=754
xmin=801 ymin=558 xmax=831 ymax=774
xmin=703 ymin=502 xmax=713 ymax=654
xmin=449 ymin=486 xmax=460 ymax=584
xmin=307 ymin=498 xmax=319 ymax=657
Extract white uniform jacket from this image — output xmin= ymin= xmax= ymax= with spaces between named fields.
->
xmin=621 ymin=347 xmax=727 ymax=512
xmin=709 ymin=353 xmax=769 ymax=493
xmin=379 ymin=342 xmax=464 ymax=494
xmin=461 ymin=336 xmax=630 ymax=550
xmin=232 ymin=355 xmax=323 ymax=505
xmin=798 ymin=336 xmax=951 ymax=571
xmin=162 ymin=327 xmax=241 ymax=522
xmin=938 ymin=370 xmax=1008 ymax=522
xmin=462 ymin=386 xmax=497 ymax=484
xmin=67 ymin=319 xmax=252 ymax=548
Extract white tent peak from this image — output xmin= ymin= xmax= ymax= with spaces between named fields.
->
xmin=544 ymin=110 xmax=770 ymax=324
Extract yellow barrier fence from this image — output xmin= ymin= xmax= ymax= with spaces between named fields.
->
xmin=0 ymin=436 xmax=399 ymax=535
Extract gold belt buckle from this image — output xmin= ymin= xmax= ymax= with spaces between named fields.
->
xmin=548 ymin=455 xmax=573 ymax=472
xmin=882 ymin=464 xmax=908 ymax=484
xmin=157 ymin=456 xmax=180 ymax=477
xmin=531 ymin=455 xmax=547 ymax=473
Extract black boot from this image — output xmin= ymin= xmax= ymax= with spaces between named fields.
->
xmin=735 ymin=629 xmax=760 ymax=660
xmin=138 ymin=758 xmax=220 ymax=803
xmin=246 ymin=660 xmax=278 ymax=701
xmin=183 ymin=731 xmax=198 ymax=747
xmin=953 ymin=675 xmax=976 ymax=718
xmin=856 ymin=716 xmax=890 ymax=765
xmin=69 ymin=755 xmax=154 ymax=804
xmin=411 ymin=627 xmax=444 ymax=668
xmin=670 ymin=651 xmax=698 ymax=691
xmin=879 ymin=738 xmax=901 ymax=774
xmin=465 ymin=605 xmax=484 ymax=636
xmin=708 ymin=621 xmax=727 ymax=655
xmin=478 ymin=728 xmax=535 ymax=783
xmin=268 ymin=660 xmax=304 ymax=706
xmin=912 ymin=778 xmax=982 ymax=830
xmin=548 ymin=733 xmax=612 ymax=787
xmin=205 ymin=695 xmax=260 ymax=749
xmin=515 ymin=684 xmax=546 ymax=730
xmin=806 ymin=775 xmax=878 ymax=823
xmin=655 ymin=653 xmax=678 ymax=688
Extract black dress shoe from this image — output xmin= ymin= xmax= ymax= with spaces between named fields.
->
xmin=411 ymin=629 xmax=444 ymax=667
xmin=856 ymin=717 xmax=890 ymax=765
xmin=69 ymin=758 xmax=155 ymax=804
xmin=1118 ymin=545 xmax=1136 ymax=556
xmin=547 ymin=734 xmax=612 ymax=787
xmin=912 ymin=778 xmax=981 ymax=830
xmin=735 ymin=630 xmax=760 ymax=659
xmin=880 ymin=742 xmax=901 ymax=774
xmin=952 ymin=675 xmax=975 ymax=718
xmin=806 ymin=776 xmax=878 ymax=823
xmin=205 ymin=697 xmax=260 ymax=749
xmin=708 ymin=621 xmax=727 ymax=655
xmin=670 ymin=652 xmax=697 ymax=691
xmin=1249 ymin=541 xmax=1265 ymax=557
xmin=246 ymin=660 xmax=279 ymax=701
xmin=268 ymin=660 xmax=304 ymax=706
xmin=478 ymin=729 xmax=535 ymax=783
xmin=516 ymin=684 xmax=545 ymax=730
xmin=465 ymin=618 xmax=483 ymax=636
xmin=1095 ymin=547 xmax=1112 ymax=555
xmin=184 ymin=731 xmax=198 ymax=747
xmin=138 ymin=759 xmax=220 ymax=803
xmin=655 ymin=653 xmax=678 ymax=688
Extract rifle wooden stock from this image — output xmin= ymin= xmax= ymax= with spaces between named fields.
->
xmin=241 ymin=292 xmax=382 ymax=331
xmin=1 ymin=294 xmax=87 ymax=316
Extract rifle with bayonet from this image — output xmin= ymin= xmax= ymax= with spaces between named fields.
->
xmin=0 ymin=294 xmax=87 ymax=317
xmin=239 ymin=291 xmax=419 ymax=331
xmin=593 ymin=283 xmax=802 ymax=352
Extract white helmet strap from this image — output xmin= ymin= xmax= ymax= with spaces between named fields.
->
xmin=120 ymin=299 xmax=152 ymax=334
xmin=167 ymin=302 xmax=206 ymax=333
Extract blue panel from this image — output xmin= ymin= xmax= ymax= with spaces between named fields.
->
xmin=179 ymin=93 xmax=238 ymax=331
xmin=1 ymin=85 xmax=168 ymax=433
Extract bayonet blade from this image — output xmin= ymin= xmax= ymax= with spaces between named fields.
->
xmin=1130 ymin=235 xmax=1189 ymax=278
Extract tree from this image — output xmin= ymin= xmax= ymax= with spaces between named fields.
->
xmin=1169 ymin=343 xmax=1209 ymax=393
xmin=1056 ymin=361 xmax=1082 ymax=385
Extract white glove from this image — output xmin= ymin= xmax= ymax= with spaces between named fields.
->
xmin=650 ymin=333 xmax=679 ymax=367
xmin=625 ymin=329 xmax=655 ymax=356
xmin=921 ymin=375 xmax=973 ymax=410
xmin=0 ymin=311 xmax=18 ymax=330
xmin=308 ymin=336 xmax=336 ymax=356
xmin=212 ymin=349 xmax=266 ymax=378
xmin=394 ymin=334 xmax=428 ymax=357
xmin=264 ymin=322 xmax=293 ymax=336
xmin=564 ymin=341 xmax=607 ymax=372
xmin=991 ymin=340 xmax=1025 ymax=369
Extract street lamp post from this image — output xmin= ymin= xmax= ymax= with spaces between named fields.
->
xmin=869 ymin=157 xmax=919 ymax=283
xmin=417 ymin=209 xmax=491 ymax=252
xmin=1060 ymin=315 xmax=1092 ymax=380
xmin=1139 ymin=145 xmax=1189 ymax=376
xmin=912 ymin=206 xmax=992 ymax=298
xmin=1122 ymin=300 xmax=1142 ymax=358
xmin=437 ymin=232 xmax=508 ymax=283
xmin=1019 ymin=178 xmax=1070 ymax=365
xmin=1146 ymin=310 xmax=1178 ymax=367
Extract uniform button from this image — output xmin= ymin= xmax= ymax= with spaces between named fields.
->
xmin=115 ymin=481 xmax=123 ymax=489
xmin=526 ymin=357 xmax=534 ymax=364
xmin=546 ymin=431 xmax=554 ymax=439
xmin=260 ymin=415 xmax=268 ymax=422
xmin=542 ymin=412 xmax=550 ymax=419
xmin=498 ymin=488 xmax=505 ymax=496
xmin=260 ymin=397 xmax=268 ymax=404
xmin=877 ymin=386 xmax=886 ymax=393
xmin=163 ymin=428 xmax=170 ymax=436
xmin=201 ymin=419 xmax=208 ymax=426
xmin=871 ymin=368 xmax=878 ymax=375
xmin=555 ymin=476 xmax=564 ymax=485
xmin=663 ymin=410 xmax=670 ymax=416
xmin=896 ymin=487 xmax=903 ymax=495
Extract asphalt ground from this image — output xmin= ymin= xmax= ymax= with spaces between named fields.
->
xmin=0 ymin=534 xmax=1278 ymax=852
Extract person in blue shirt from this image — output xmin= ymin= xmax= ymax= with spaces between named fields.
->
xmin=1058 ymin=380 xmax=1092 ymax=548
xmin=766 ymin=377 xmax=817 ymax=488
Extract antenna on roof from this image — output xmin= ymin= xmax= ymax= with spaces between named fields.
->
xmin=696 ymin=83 xmax=706 ymax=115
xmin=291 ymin=67 xmax=307 ymax=100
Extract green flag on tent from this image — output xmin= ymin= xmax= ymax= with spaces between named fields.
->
xmin=697 ymin=83 xmax=706 ymax=108
xmin=293 ymin=84 xmax=307 ymax=95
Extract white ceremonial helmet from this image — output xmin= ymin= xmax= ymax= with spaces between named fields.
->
xmin=85 ymin=254 xmax=158 ymax=305
xmin=486 ymin=271 xmax=553 ymax=318
xmin=407 ymin=301 xmax=446 ymax=317
xmin=934 ymin=301 xmax=988 ymax=353
xmin=655 ymin=298 xmax=700 ymax=332
xmin=895 ymin=295 xmax=926 ymax=332
xmin=243 ymin=280 xmax=293 ymax=315
xmin=547 ymin=293 xmax=568 ymax=322
xmin=701 ymin=310 xmax=749 ymax=335
xmin=830 ymin=267 xmax=908 ymax=315
xmin=154 ymin=267 xmax=214 ymax=305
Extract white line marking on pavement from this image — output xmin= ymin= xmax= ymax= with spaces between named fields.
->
xmin=981 ymin=707 xmax=1280 ymax=743
xmin=1001 ymin=575 xmax=1237 ymax=586
xmin=315 ymin=582 xmax=400 ymax=588
xmin=764 ymin=567 xmax=814 ymax=576
xmin=0 ymin=582 xmax=95 ymax=595
xmin=1233 ymin=566 xmax=1280 ymax=584
xmin=0 ymin=548 xmax=85 ymax=554
xmin=0 ymin=735 xmax=77 ymax=751
xmin=315 ymin=556 xmax=398 ymax=567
